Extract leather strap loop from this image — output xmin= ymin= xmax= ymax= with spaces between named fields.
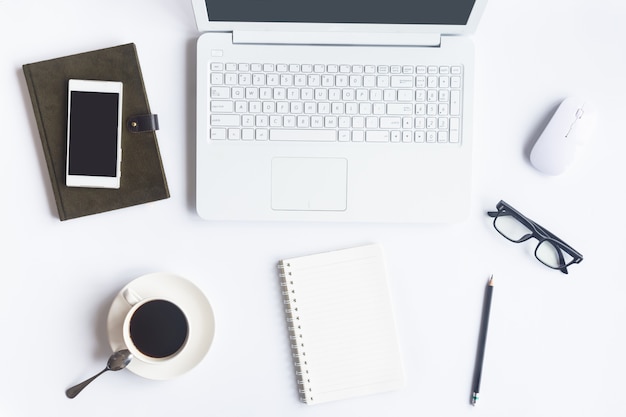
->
xmin=127 ymin=114 xmax=159 ymax=133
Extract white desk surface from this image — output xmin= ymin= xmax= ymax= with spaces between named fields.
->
xmin=1 ymin=1 xmax=625 ymax=416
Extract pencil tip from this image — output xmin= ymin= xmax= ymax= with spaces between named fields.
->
xmin=488 ymin=275 xmax=494 ymax=286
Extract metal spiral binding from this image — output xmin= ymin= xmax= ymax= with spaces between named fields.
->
xmin=278 ymin=261 xmax=313 ymax=403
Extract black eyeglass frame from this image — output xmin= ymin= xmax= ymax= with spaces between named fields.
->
xmin=487 ymin=200 xmax=583 ymax=274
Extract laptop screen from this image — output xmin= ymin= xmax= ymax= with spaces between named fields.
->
xmin=204 ymin=0 xmax=477 ymax=25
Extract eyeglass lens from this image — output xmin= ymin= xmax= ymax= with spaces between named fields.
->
xmin=535 ymin=240 xmax=574 ymax=269
xmin=493 ymin=214 xmax=533 ymax=242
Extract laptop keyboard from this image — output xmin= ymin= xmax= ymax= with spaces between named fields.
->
xmin=208 ymin=62 xmax=463 ymax=144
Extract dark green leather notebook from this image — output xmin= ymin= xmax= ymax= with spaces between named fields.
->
xmin=23 ymin=43 xmax=169 ymax=221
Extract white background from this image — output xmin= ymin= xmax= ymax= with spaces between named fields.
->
xmin=1 ymin=1 xmax=625 ymax=416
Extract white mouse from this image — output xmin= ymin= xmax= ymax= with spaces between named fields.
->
xmin=530 ymin=97 xmax=597 ymax=175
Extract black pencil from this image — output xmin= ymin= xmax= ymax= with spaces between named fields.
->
xmin=471 ymin=275 xmax=494 ymax=406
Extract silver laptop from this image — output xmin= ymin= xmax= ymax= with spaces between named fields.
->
xmin=192 ymin=0 xmax=487 ymax=222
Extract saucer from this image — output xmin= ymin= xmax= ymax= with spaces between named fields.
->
xmin=107 ymin=272 xmax=215 ymax=380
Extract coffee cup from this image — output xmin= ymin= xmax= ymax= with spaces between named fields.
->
xmin=121 ymin=288 xmax=189 ymax=363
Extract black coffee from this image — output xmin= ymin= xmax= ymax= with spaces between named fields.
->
xmin=129 ymin=300 xmax=188 ymax=358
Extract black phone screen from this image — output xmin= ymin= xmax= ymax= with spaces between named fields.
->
xmin=68 ymin=91 xmax=120 ymax=177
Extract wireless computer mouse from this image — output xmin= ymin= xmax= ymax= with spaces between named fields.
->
xmin=530 ymin=98 xmax=597 ymax=175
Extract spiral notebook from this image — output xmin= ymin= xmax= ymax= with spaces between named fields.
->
xmin=278 ymin=244 xmax=405 ymax=405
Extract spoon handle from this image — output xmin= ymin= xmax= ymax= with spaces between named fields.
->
xmin=65 ymin=368 xmax=108 ymax=399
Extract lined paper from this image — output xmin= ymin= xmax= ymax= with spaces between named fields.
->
xmin=279 ymin=244 xmax=405 ymax=405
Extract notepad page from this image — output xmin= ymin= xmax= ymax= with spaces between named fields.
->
xmin=279 ymin=244 xmax=405 ymax=405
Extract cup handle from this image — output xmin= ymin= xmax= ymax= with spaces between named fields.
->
xmin=122 ymin=288 xmax=143 ymax=306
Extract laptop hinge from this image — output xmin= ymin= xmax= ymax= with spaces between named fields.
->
xmin=232 ymin=31 xmax=441 ymax=47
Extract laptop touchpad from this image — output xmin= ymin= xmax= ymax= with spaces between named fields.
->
xmin=271 ymin=157 xmax=348 ymax=211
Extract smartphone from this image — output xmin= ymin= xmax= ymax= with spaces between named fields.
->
xmin=66 ymin=79 xmax=123 ymax=189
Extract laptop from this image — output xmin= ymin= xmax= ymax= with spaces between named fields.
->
xmin=192 ymin=0 xmax=487 ymax=222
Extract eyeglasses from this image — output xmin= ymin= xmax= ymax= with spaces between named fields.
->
xmin=487 ymin=200 xmax=583 ymax=274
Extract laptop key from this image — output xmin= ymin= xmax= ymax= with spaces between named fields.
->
xmin=270 ymin=129 xmax=336 ymax=141
xmin=211 ymin=101 xmax=234 ymax=112
xmin=210 ymin=128 xmax=226 ymax=140
xmin=366 ymin=131 xmax=390 ymax=142
xmin=210 ymin=115 xmax=239 ymax=126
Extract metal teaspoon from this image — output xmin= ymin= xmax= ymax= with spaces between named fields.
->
xmin=65 ymin=349 xmax=133 ymax=399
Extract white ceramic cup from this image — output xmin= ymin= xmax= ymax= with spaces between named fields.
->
xmin=121 ymin=288 xmax=189 ymax=363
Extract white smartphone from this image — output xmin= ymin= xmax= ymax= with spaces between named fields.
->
xmin=66 ymin=79 xmax=123 ymax=189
